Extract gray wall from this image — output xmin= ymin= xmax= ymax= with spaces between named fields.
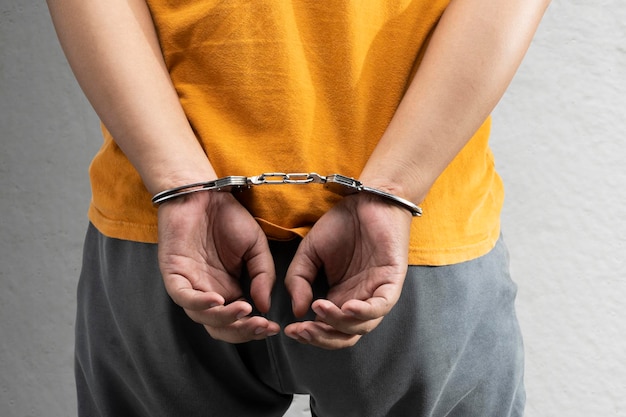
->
xmin=1 ymin=1 xmax=625 ymax=416
xmin=1 ymin=1 xmax=98 ymax=416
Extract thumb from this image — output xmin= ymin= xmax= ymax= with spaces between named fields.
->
xmin=244 ymin=233 xmax=276 ymax=314
xmin=285 ymin=238 xmax=321 ymax=317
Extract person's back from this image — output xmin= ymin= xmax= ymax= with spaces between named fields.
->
xmin=47 ymin=0 xmax=550 ymax=415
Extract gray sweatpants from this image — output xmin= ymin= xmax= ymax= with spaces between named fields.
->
xmin=75 ymin=223 xmax=525 ymax=417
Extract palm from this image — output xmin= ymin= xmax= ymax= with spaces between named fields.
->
xmin=314 ymin=205 xmax=407 ymax=306
xmin=157 ymin=192 xmax=279 ymax=343
xmin=285 ymin=194 xmax=412 ymax=349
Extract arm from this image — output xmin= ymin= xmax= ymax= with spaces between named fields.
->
xmin=285 ymin=0 xmax=551 ymax=349
xmin=361 ymin=0 xmax=551 ymax=201
xmin=47 ymin=0 xmax=279 ymax=342
xmin=46 ymin=0 xmax=212 ymax=193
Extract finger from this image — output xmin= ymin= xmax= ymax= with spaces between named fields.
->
xmin=284 ymin=240 xmax=320 ymax=317
xmin=339 ymin=297 xmax=396 ymax=321
xmin=163 ymin=273 xmax=225 ymax=310
xmin=244 ymin=234 xmax=276 ymax=313
xmin=324 ymin=277 xmax=404 ymax=321
xmin=312 ymin=299 xmax=385 ymax=336
xmin=285 ymin=275 xmax=314 ymax=318
xmin=284 ymin=321 xmax=362 ymax=350
xmin=204 ymin=316 xmax=281 ymax=344
xmin=185 ymin=300 xmax=253 ymax=328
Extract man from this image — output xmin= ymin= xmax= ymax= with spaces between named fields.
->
xmin=48 ymin=0 xmax=549 ymax=415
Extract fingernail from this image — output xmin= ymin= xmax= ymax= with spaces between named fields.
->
xmin=254 ymin=327 xmax=266 ymax=335
xmin=236 ymin=311 xmax=247 ymax=320
xmin=299 ymin=330 xmax=312 ymax=342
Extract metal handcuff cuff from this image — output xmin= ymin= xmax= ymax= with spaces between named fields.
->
xmin=151 ymin=173 xmax=422 ymax=217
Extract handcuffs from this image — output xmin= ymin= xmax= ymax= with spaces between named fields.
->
xmin=151 ymin=172 xmax=422 ymax=217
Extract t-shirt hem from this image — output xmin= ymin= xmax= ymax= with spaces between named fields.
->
xmin=89 ymin=205 xmax=501 ymax=266
xmin=88 ymin=204 xmax=158 ymax=244
xmin=407 ymin=224 xmax=501 ymax=266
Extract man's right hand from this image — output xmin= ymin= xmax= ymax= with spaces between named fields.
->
xmin=157 ymin=191 xmax=280 ymax=343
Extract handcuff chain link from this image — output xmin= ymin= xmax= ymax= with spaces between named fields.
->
xmin=152 ymin=172 xmax=422 ymax=216
xmin=248 ymin=172 xmax=327 ymax=186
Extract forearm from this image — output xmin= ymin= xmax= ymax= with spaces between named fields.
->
xmin=360 ymin=0 xmax=550 ymax=204
xmin=47 ymin=0 xmax=215 ymax=194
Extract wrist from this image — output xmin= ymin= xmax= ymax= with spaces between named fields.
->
xmin=143 ymin=160 xmax=218 ymax=197
xmin=323 ymin=174 xmax=422 ymax=217
xmin=357 ymin=168 xmax=429 ymax=208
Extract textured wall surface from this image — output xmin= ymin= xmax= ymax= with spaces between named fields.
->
xmin=1 ymin=1 xmax=624 ymax=416
xmin=489 ymin=2 xmax=626 ymax=415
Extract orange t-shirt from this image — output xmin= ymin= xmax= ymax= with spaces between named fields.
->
xmin=88 ymin=0 xmax=504 ymax=266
